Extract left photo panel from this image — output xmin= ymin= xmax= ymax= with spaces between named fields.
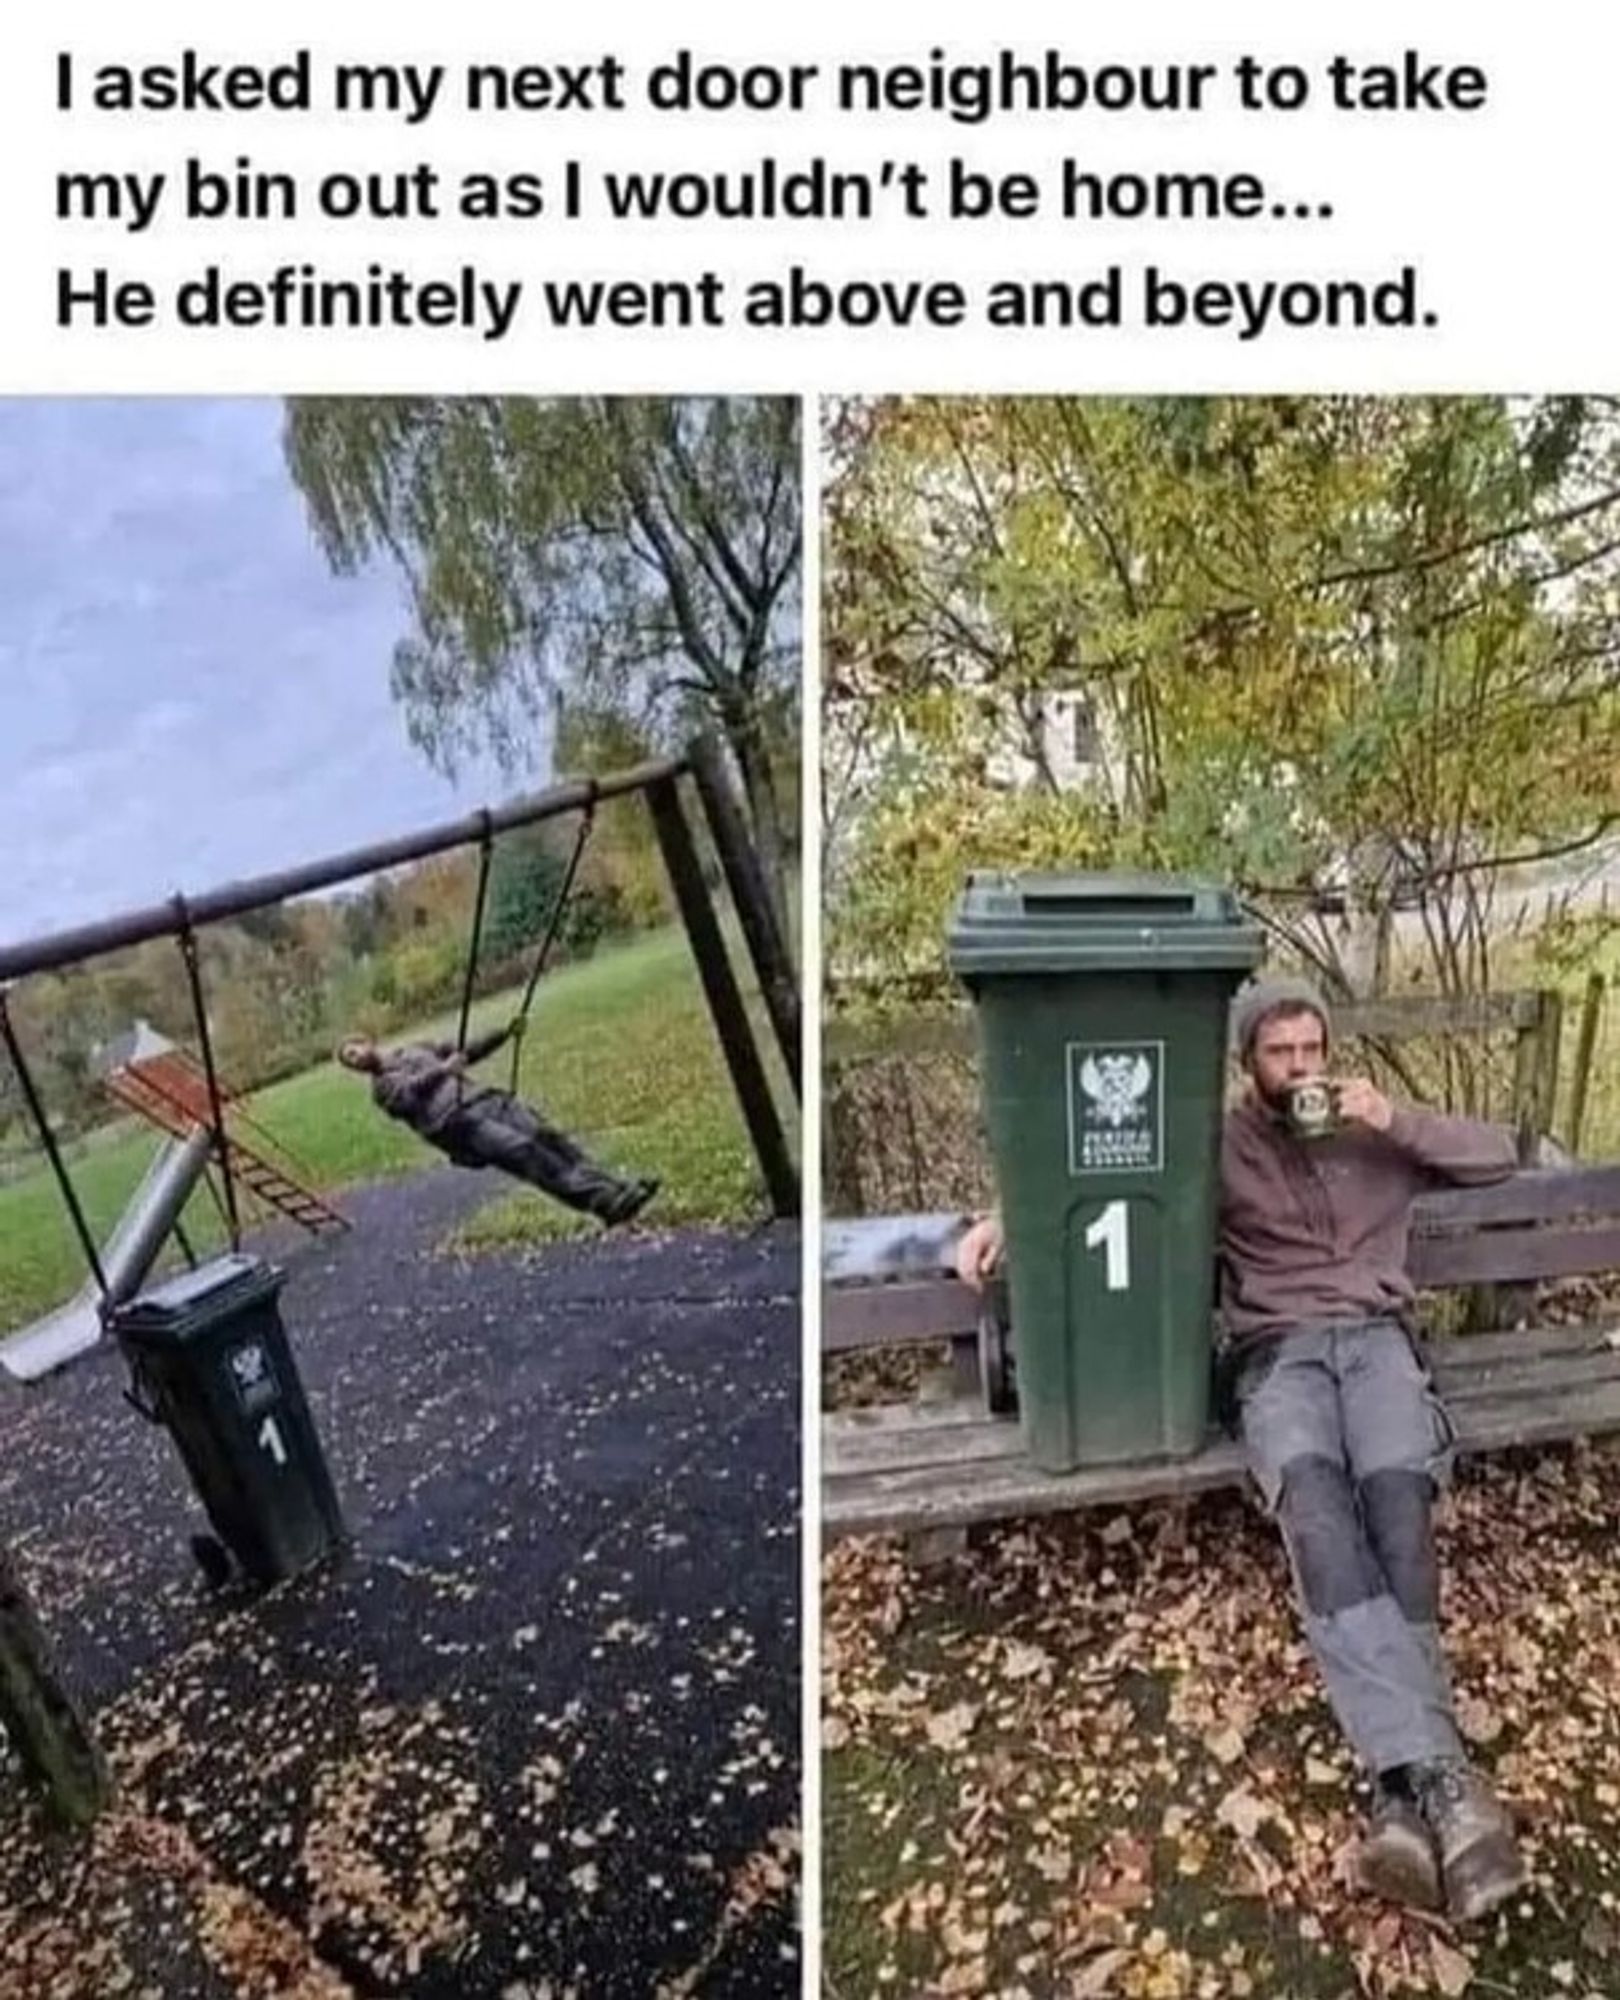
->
xmin=0 ymin=397 xmax=803 ymax=1996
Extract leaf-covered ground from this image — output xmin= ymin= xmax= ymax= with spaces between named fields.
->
xmin=1 ymin=1169 xmax=800 ymax=1997
xmin=823 ymin=1441 xmax=1620 ymax=2000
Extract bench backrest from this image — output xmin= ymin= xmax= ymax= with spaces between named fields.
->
xmin=1407 ymin=1164 xmax=1620 ymax=1286
xmin=823 ymin=1165 xmax=1620 ymax=1351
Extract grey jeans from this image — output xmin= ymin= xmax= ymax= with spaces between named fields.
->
xmin=1235 ymin=1318 xmax=1464 ymax=1775
xmin=439 ymin=1098 xmax=637 ymax=1220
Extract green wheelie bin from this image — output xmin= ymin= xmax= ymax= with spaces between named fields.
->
xmin=112 ymin=1253 xmax=346 ymax=1586
xmin=947 ymin=871 xmax=1263 ymax=1473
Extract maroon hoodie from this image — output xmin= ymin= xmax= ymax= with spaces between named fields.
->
xmin=1217 ymin=1094 xmax=1518 ymax=1342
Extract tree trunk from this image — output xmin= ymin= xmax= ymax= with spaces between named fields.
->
xmin=0 ymin=1539 xmax=112 ymax=1828
xmin=722 ymin=713 xmax=792 ymax=949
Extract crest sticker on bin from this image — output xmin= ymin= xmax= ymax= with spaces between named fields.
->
xmin=226 ymin=1338 xmax=279 ymax=1416
xmin=1067 ymin=1039 xmax=1164 ymax=1175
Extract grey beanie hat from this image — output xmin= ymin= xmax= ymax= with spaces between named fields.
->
xmin=1230 ymin=974 xmax=1332 ymax=1059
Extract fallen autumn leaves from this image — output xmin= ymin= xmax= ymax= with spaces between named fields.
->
xmin=823 ymin=1438 xmax=1620 ymax=1999
xmin=1 ymin=1195 xmax=802 ymax=1997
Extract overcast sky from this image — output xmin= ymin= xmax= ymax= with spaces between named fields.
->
xmin=0 ymin=398 xmax=524 ymax=945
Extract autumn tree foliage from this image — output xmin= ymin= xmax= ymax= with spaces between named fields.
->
xmin=282 ymin=396 xmax=801 ymax=930
xmin=825 ymin=396 xmax=1620 ymax=1005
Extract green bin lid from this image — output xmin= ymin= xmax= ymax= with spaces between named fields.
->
xmin=946 ymin=870 xmax=1265 ymax=977
xmin=115 ymin=1252 xmax=280 ymax=1340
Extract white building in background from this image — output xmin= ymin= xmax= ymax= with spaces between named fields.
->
xmin=982 ymin=688 xmax=1111 ymax=793
xmin=983 ymin=690 xmax=1620 ymax=922
xmin=829 ymin=667 xmax=1620 ymax=971
xmin=824 ymin=679 xmax=1120 ymax=891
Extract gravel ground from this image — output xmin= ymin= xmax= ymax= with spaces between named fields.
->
xmin=0 ymin=1168 xmax=801 ymax=1999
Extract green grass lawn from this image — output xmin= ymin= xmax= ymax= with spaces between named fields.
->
xmin=0 ymin=924 xmax=796 ymax=1336
xmin=0 ymin=1128 xmax=227 ymax=1339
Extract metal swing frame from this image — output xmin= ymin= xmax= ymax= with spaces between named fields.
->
xmin=0 ymin=733 xmax=800 ymax=1223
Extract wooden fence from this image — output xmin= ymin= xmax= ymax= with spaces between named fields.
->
xmin=825 ymin=984 xmax=1598 ymax=1220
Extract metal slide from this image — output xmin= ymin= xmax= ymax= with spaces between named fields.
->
xmin=0 ymin=1128 xmax=214 ymax=1384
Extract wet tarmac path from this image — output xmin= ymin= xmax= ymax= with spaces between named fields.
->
xmin=0 ymin=1168 xmax=801 ymax=1998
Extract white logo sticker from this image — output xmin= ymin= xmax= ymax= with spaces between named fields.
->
xmin=1067 ymin=1040 xmax=1165 ymax=1175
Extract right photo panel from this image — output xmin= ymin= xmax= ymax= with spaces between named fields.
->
xmin=820 ymin=396 xmax=1620 ymax=1998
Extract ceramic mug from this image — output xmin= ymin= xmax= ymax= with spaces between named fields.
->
xmin=1283 ymin=1077 xmax=1340 ymax=1140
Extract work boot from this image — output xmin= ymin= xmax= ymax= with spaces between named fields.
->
xmin=600 ymin=1177 xmax=660 ymax=1229
xmin=1410 ymin=1759 xmax=1527 ymax=1923
xmin=1353 ymin=1775 xmax=1441 ymax=1910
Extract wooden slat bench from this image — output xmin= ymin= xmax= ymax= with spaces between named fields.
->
xmin=823 ymin=1166 xmax=1620 ymax=1539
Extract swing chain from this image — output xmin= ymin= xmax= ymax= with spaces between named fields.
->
xmin=507 ymin=787 xmax=598 ymax=1095
xmin=173 ymin=895 xmax=241 ymax=1252
xmin=456 ymin=810 xmax=497 ymax=1057
xmin=0 ymin=982 xmax=110 ymax=1299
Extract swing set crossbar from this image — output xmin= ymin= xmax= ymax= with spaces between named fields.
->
xmin=0 ymin=736 xmax=800 ymax=1220
xmin=0 ymin=757 xmax=685 ymax=984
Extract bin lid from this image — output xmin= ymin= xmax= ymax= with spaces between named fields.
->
xmin=947 ymin=870 xmax=1265 ymax=977
xmin=113 ymin=1252 xmax=280 ymax=1340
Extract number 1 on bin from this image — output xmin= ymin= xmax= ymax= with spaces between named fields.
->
xmin=1084 ymin=1200 xmax=1131 ymax=1291
xmin=258 ymin=1414 xmax=289 ymax=1467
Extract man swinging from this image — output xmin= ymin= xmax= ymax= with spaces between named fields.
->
xmin=337 ymin=1018 xmax=659 ymax=1229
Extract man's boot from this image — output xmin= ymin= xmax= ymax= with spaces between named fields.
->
xmin=600 ymin=1177 xmax=660 ymax=1229
xmin=1353 ymin=1774 xmax=1441 ymax=1910
xmin=1409 ymin=1759 xmax=1527 ymax=1922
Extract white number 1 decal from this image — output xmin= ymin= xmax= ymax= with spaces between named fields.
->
xmin=1084 ymin=1201 xmax=1131 ymax=1291
xmin=258 ymin=1415 xmax=289 ymax=1467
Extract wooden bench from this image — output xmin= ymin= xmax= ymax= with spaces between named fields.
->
xmin=823 ymin=1166 xmax=1620 ymax=1540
